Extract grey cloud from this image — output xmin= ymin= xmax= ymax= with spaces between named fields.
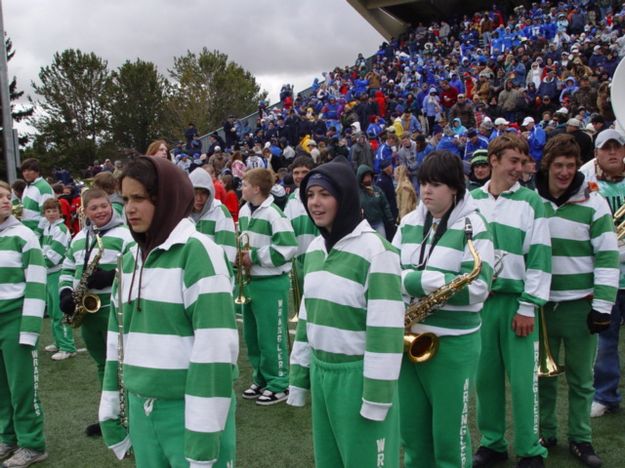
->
xmin=4 ymin=0 xmax=383 ymax=102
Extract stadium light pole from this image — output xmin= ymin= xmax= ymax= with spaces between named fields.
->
xmin=0 ymin=0 xmax=17 ymax=183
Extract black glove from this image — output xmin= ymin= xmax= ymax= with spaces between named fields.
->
xmin=587 ymin=309 xmax=611 ymax=334
xmin=87 ymin=268 xmax=116 ymax=290
xmin=59 ymin=289 xmax=76 ymax=316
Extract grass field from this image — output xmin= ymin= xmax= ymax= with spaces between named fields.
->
xmin=35 ymin=316 xmax=625 ymax=468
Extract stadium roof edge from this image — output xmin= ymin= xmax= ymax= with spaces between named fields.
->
xmin=347 ymin=0 xmax=525 ymax=40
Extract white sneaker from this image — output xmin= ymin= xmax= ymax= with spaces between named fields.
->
xmin=590 ymin=401 xmax=609 ymax=418
xmin=2 ymin=447 xmax=48 ymax=467
xmin=50 ymin=351 xmax=76 ymax=361
xmin=43 ymin=345 xmax=58 ymax=353
xmin=0 ymin=442 xmax=17 ymax=461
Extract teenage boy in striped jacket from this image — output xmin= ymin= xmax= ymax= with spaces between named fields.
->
xmin=0 ymin=181 xmax=48 ymax=467
xmin=40 ymin=198 xmax=76 ymax=361
xmin=99 ymin=157 xmax=238 ymax=467
xmin=288 ymin=160 xmax=404 ymax=467
xmin=535 ymin=134 xmax=619 ymax=468
xmin=238 ymin=168 xmax=297 ymax=405
xmin=470 ymin=134 xmax=551 ymax=468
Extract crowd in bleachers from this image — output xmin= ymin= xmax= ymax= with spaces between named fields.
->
xmin=53 ymin=1 xmax=625 ymax=240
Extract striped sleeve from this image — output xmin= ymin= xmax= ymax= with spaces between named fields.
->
xmin=518 ymin=197 xmax=552 ymax=317
xmin=59 ymin=238 xmax=78 ymax=291
xmin=361 ymin=247 xmax=404 ymax=421
xmin=214 ymin=205 xmax=237 ymax=265
xmin=250 ymin=209 xmax=297 ymax=268
xmin=589 ymin=197 xmax=619 ymax=313
xmin=183 ymin=236 xmax=238 ymax=464
xmin=19 ymin=233 xmax=47 ymax=346
xmin=288 ymin=290 xmax=312 ymax=406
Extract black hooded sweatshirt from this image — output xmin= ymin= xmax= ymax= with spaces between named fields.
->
xmin=299 ymin=160 xmax=362 ymax=252
xmin=129 ymin=157 xmax=194 ymax=259
xmin=535 ymin=170 xmax=585 ymax=207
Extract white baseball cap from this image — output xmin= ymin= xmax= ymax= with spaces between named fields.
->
xmin=494 ymin=117 xmax=509 ymax=126
xmin=522 ymin=117 xmax=535 ymax=126
xmin=595 ymin=129 xmax=625 ymax=149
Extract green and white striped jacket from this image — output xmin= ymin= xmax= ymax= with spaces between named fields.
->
xmin=21 ymin=177 xmax=54 ymax=236
xmin=471 ymin=181 xmax=552 ymax=317
xmin=0 ymin=216 xmax=46 ymax=346
xmin=98 ymin=218 xmax=238 ymax=465
xmin=392 ymin=194 xmax=495 ymax=336
xmin=289 ymin=220 xmax=404 ymax=421
xmin=539 ymin=182 xmax=619 ymax=313
xmin=194 ymin=200 xmax=237 ymax=265
xmin=59 ymin=220 xmax=134 ymax=308
xmin=284 ymin=188 xmax=319 ymax=261
xmin=238 ymin=195 xmax=297 ymax=277
xmin=41 ymin=219 xmax=71 ymax=273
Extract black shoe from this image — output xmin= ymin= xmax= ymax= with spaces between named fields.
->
xmin=569 ymin=441 xmax=602 ymax=468
xmin=539 ymin=436 xmax=557 ymax=448
xmin=473 ymin=446 xmax=508 ymax=468
xmin=517 ymin=455 xmax=544 ymax=468
xmin=85 ymin=422 xmax=102 ymax=437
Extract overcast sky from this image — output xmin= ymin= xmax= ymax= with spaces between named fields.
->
xmin=4 ymin=0 xmax=383 ymax=112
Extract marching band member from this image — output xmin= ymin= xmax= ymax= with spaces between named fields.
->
xmin=0 ymin=181 xmax=48 ymax=467
xmin=579 ymin=129 xmax=625 ymax=418
xmin=98 ymin=157 xmax=238 ymax=467
xmin=93 ymin=172 xmax=125 ymax=218
xmin=536 ymin=134 xmax=618 ymax=468
xmin=288 ymin=160 xmax=404 ymax=467
xmin=238 ymin=168 xmax=297 ymax=405
xmin=59 ymin=188 xmax=133 ymax=436
xmin=20 ymin=158 xmax=54 ymax=238
xmin=189 ymin=168 xmax=237 ymax=265
xmin=393 ymin=151 xmax=494 ymax=468
xmin=470 ymin=134 xmax=551 ymax=467
xmin=284 ymin=156 xmax=319 ymax=297
xmin=40 ymin=198 xmax=76 ymax=361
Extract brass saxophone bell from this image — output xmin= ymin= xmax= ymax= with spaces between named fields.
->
xmin=82 ymin=294 xmax=101 ymax=314
xmin=403 ymin=332 xmax=439 ymax=363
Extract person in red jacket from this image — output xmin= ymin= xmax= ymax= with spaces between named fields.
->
xmin=440 ymin=80 xmax=459 ymax=117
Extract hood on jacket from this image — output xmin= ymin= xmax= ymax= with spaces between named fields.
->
xmin=357 ymin=164 xmax=375 ymax=184
xmin=300 ymin=160 xmax=362 ymax=251
xmin=189 ymin=168 xmax=215 ymax=222
xmin=87 ymin=206 xmax=125 ymax=236
xmin=0 ymin=215 xmax=20 ymax=233
xmin=536 ymin=169 xmax=586 ymax=206
xmin=131 ymin=156 xmax=194 ymax=257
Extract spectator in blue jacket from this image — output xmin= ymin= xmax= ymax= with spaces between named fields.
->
xmin=521 ymin=116 xmax=546 ymax=163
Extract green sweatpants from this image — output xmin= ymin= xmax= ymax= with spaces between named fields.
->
xmin=399 ymin=332 xmax=479 ymax=468
xmin=311 ymin=355 xmax=399 ymax=468
xmin=539 ymin=299 xmax=596 ymax=443
xmin=476 ymin=294 xmax=546 ymax=458
xmin=241 ymin=274 xmax=290 ymax=392
xmin=46 ymin=271 xmax=76 ymax=353
xmin=0 ymin=311 xmax=45 ymax=452
xmin=128 ymin=393 xmax=236 ymax=468
xmin=81 ymin=298 xmax=110 ymax=385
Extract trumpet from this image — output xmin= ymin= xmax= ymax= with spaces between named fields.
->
xmin=234 ymin=233 xmax=251 ymax=305
xmin=538 ymin=306 xmax=564 ymax=378
xmin=613 ymin=203 xmax=625 ymax=241
xmin=11 ymin=202 xmax=23 ymax=220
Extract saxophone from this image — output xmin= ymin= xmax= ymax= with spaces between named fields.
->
xmin=65 ymin=231 xmax=104 ymax=328
xmin=404 ymin=217 xmax=482 ymax=363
